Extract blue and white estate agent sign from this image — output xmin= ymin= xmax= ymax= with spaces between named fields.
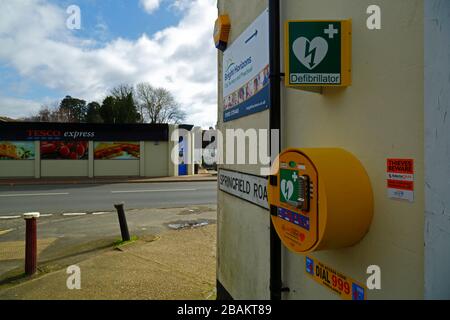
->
xmin=223 ymin=9 xmax=270 ymax=122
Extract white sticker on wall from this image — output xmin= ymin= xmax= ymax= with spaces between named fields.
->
xmin=387 ymin=159 xmax=414 ymax=202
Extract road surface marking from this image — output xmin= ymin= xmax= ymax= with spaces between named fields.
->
xmin=0 ymin=192 xmax=69 ymax=198
xmin=40 ymin=214 xmax=53 ymax=218
xmin=0 ymin=229 xmax=14 ymax=236
xmin=111 ymin=188 xmax=197 ymax=194
xmin=91 ymin=212 xmax=111 ymax=215
xmin=0 ymin=216 xmax=21 ymax=220
xmin=62 ymin=213 xmax=87 ymax=216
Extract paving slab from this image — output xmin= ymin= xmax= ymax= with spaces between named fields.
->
xmin=0 ymin=224 xmax=216 ymax=300
xmin=0 ymin=174 xmax=217 ymax=186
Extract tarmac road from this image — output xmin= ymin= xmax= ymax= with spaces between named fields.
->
xmin=0 ymin=181 xmax=217 ymax=216
xmin=0 ymin=205 xmax=217 ymax=282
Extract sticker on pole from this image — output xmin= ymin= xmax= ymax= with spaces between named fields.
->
xmin=387 ymin=159 xmax=414 ymax=202
xmin=285 ymin=20 xmax=351 ymax=87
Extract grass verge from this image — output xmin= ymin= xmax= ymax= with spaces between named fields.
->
xmin=113 ymin=236 xmax=139 ymax=248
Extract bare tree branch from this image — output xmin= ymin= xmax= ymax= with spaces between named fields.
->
xmin=136 ymin=83 xmax=186 ymax=124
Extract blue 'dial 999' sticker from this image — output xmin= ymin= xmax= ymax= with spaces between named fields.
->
xmin=352 ymin=283 xmax=365 ymax=300
xmin=305 ymin=257 xmax=314 ymax=275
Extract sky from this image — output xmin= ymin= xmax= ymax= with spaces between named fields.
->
xmin=0 ymin=0 xmax=218 ymax=128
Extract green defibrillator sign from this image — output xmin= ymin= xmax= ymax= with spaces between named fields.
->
xmin=285 ymin=20 xmax=352 ymax=87
xmin=280 ymin=168 xmax=299 ymax=204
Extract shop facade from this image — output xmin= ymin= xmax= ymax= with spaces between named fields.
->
xmin=0 ymin=122 xmax=195 ymax=179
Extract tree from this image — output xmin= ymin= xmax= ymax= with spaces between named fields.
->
xmin=59 ymin=96 xmax=87 ymax=122
xmin=135 ymin=83 xmax=186 ymax=124
xmin=25 ymin=97 xmax=100 ymax=123
xmin=98 ymin=85 xmax=141 ymax=124
xmin=24 ymin=103 xmax=61 ymax=122
xmin=115 ymin=91 xmax=141 ymax=123
xmin=35 ymin=106 xmax=53 ymax=122
xmin=0 ymin=116 xmax=16 ymax=122
xmin=99 ymin=96 xmax=116 ymax=124
xmin=110 ymin=84 xmax=134 ymax=100
xmin=86 ymin=102 xmax=103 ymax=123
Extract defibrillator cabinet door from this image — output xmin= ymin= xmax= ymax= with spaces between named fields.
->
xmin=269 ymin=151 xmax=319 ymax=253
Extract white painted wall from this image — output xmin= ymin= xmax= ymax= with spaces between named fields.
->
xmin=94 ymin=160 xmax=140 ymax=177
xmin=282 ymin=0 xmax=425 ymax=300
xmin=144 ymin=141 xmax=169 ymax=177
xmin=424 ymin=0 xmax=450 ymax=299
xmin=217 ymin=0 xmax=272 ymax=300
xmin=41 ymin=160 xmax=89 ymax=177
xmin=168 ymin=125 xmax=180 ymax=177
xmin=218 ymin=0 xmax=428 ymax=299
xmin=0 ymin=161 xmax=34 ymax=178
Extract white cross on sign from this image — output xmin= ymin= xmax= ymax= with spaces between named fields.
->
xmin=292 ymin=172 xmax=298 ymax=182
xmin=324 ymin=24 xmax=339 ymax=39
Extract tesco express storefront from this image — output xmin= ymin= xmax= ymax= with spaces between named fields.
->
xmin=0 ymin=122 xmax=195 ymax=179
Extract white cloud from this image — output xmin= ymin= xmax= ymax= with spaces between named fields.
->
xmin=0 ymin=0 xmax=218 ymax=128
xmin=140 ymin=0 xmax=162 ymax=14
xmin=0 ymin=96 xmax=42 ymax=119
xmin=171 ymin=0 xmax=193 ymax=11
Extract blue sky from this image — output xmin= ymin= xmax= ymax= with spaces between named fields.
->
xmin=52 ymin=0 xmax=179 ymax=42
xmin=0 ymin=0 xmax=218 ymax=128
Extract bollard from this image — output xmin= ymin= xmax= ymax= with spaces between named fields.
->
xmin=23 ymin=212 xmax=40 ymax=276
xmin=114 ymin=203 xmax=130 ymax=242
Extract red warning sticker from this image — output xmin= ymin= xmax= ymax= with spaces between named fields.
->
xmin=387 ymin=180 xmax=414 ymax=191
xmin=387 ymin=159 xmax=414 ymax=174
xmin=387 ymin=159 xmax=414 ymax=202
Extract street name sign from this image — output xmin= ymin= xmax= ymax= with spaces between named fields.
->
xmin=218 ymin=169 xmax=268 ymax=209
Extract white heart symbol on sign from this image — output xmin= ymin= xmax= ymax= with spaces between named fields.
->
xmin=281 ymin=179 xmax=294 ymax=201
xmin=292 ymin=36 xmax=329 ymax=70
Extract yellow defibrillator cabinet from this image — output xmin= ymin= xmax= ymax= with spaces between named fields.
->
xmin=268 ymin=148 xmax=373 ymax=253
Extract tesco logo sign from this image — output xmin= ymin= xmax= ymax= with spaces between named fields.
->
xmin=27 ymin=130 xmax=95 ymax=140
xmin=27 ymin=130 xmax=62 ymax=138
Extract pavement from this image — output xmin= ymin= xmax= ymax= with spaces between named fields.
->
xmin=0 ymin=173 xmax=217 ymax=187
xmin=0 ymin=205 xmax=217 ymax=300
xmin=0 ymin=181 xmax=217 ymax=215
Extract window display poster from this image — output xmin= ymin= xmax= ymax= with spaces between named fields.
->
xmin=40 ymin=141 xmax=88 ymax=160
xmin=94 ymin=142 xmax=140 ymax=160
xmin=0 ymin=141 xmax=35 ymax=160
